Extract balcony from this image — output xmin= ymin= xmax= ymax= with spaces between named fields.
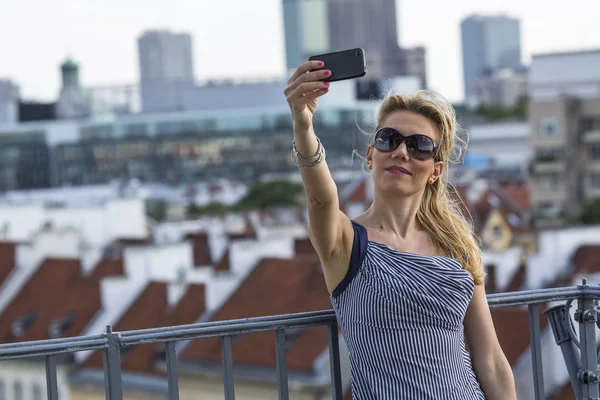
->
xmin=580 ymin=129 xmax=600 ymax=144
xmin=1 ymin=284 xmax=600 ymax=400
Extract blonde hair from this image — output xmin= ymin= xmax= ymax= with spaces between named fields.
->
xmin=371 ymin=90 xmax=484 ymax=285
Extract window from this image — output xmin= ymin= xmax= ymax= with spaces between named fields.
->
xmin=579 ymin=117 xmax=596 ymax=133
xmin=539 ymin=118 xmax=559 ymax=137
xmin=491 ymin=225 xmax=503 ymax=240
xmin=589 ymin=174 xmax=600 ymax=189
xmin=588 ymin=146 xmax=600 ymax=161
xmin=14 ymin=382 xmax=23 ymax=400
xmin=540 ymin=174 xmax=560 ymax=192
xmin=32 ymin=384 xmax=42 ymax=400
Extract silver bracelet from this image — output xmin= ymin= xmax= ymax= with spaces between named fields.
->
xmin=291 ymin=137 xmax=326 ymax=168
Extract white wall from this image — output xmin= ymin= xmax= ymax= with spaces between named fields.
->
xmin=0 ymin=361 xmax=71 ymax=400
xmin=123 ymin=242 xmax=195 ymax=282
xmin=482 ymin=247 xmax=524 ymax=290
xmin=0 ymin=198 xmax=147 ymax=248
xmin=527 ymin=226 xmax=600 ymax=288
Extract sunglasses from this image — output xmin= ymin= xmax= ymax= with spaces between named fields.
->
xmin=373 ymin=127 xmax=438 ymax=161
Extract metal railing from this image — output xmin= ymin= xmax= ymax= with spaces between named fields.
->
xmin=1 ymin=282 xmax=600 ymax=400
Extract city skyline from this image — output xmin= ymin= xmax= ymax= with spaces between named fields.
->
xmin=1 ymin=0 xmax=599 ymax=103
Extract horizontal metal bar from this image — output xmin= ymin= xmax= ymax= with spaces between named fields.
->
xmin=487 ymin=285 xmax=600 ymax=307
xmin=0 ymin=334 xmax=105 ymax=350
xmin=119 ymin=309 xmax=334 ymax=338
xmin=0 ymin=338 xmax=106 ymax=360
xmin=120 ymin=312 xmax=336 ymax=345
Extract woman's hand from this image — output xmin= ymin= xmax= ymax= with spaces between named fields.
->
xmin=283 ymin=60 xmax=331 ymax=131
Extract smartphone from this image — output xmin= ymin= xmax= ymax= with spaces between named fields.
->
xmin=308 ymin=48 xmax=367 ymax=83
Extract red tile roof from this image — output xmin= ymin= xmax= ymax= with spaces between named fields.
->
xmin=181 ymin=256 xmax=330 ymax=372
xmin=498 ymin=182 xmax=531 ymax=209
xmin=571 ymin=245 xmax=600 ymax=274
xmin=186 ymin=232 xmax=211 ymax=266
xmin=0 ymin=242 xmax=16 ymax=286
xmin=214 ymin=249 xmax=230 ymax=272
xmin=294 ymin=238 xmax=318 ymax=258
xmin=346 ymin=179 xmax=368 ymax=203
xmin=490 ymin=305 xmax=548 ymax=367
xmin=83 ymin=282 xmax=206 ymax=375
xmin=504 ymin=264 xmax=526 ymax=292
xmin=0 ymin=257 xmax=123 ymax=344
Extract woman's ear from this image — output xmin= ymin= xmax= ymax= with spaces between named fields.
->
xmin=366 ymin=145 xmax=373 ymax=163
xmin=430 ymin=160 xmax=444 ymax=182
xmin=366 ymin=145 xmax=374 ymax=170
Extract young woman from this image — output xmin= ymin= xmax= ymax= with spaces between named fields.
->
xmin=283 ymin=60 xmax=516 ymax=399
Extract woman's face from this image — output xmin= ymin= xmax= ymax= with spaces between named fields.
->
xmin=366 ymin=110 xmax=444 ymax=197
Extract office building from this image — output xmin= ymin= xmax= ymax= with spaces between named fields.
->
xmin=473 ymin=67 xmax=528 ymax=107
xmin=527 ymin=49 xmax=600 ymax=227
xmin=0 ymin=103 xmax=377 ymax=190
xmin=138 ymin=30 xmax=195 ymax=113
xmin=461 ymin=14 xmax=522 ymax=102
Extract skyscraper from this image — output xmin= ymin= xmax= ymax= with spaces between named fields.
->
xmin=327 ymin=0 xmax=400 ymax=78
xmin=138 ymin=30 xmax=195 ymax=112
xmin=461 ymin=14 xmax=522 ymax=102
xmin=282 ymin=0 xmax=329 ymax=71
xmin=281 ymin=0 xmax=427 ymax=91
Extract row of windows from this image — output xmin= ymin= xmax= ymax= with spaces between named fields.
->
xmin=0 ymin=380 xmax=43 ymax=400
xmin=538 ymin=116 xmax=600 ymax=138
xmin=538 ymin=173 xmax=600 ymax=193
xmin=78 ymin=109 xmax=372 ymax=140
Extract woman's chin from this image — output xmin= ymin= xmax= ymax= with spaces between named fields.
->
xmin=378 ymin=182 xmax=417 ymax=197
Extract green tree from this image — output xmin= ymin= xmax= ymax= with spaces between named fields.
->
xmin=232 ymin=180 xmax=305 ymax=211
xmin=475 ymin=96 xmax=527 ymax=122
xmin=578 ymin=198 xmax=600 ymax=225
xmin=187 ymin=201 xmax=228 ymax=216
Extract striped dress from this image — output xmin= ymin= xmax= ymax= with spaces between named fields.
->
xmin=330 ymin=221 xmax=486 ymax=399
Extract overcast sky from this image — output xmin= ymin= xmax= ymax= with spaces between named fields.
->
xmin=1 ymin=0 xmax=598 ymax=103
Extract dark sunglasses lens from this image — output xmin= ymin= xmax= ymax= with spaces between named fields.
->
xmin=408 ymin=135 xmax=435 ymax=160
xmin=374 ymin=129 xmax=396 ymax=152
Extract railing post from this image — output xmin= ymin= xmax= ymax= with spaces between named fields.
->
xmin=221 ymin=336 xmax=235 ymax=400
xmin=165 ymin=342 xmax=180 ymax=400
xmin=45 ymin=355 xmax=59 ymax=400
xmin=274 ymin=329 xmax=289 ymax=400
xmin=102 ymin=325 xmax=123 ymax=400
xmin=528 ymin=304 xmax=545 ymax=399
xmin=576 ymin=279 xmax=600 ymax=399
xmin=328 ymin=323 xmax=343 ymax=400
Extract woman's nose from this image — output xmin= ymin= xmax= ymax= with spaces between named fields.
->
xmin=391 ymin=141 xmax=409 ymax=159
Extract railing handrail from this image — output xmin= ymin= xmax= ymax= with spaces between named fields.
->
xmin=0 ymin=284 xmax=598 ymax=359
xmin=1 ymin=284 xmax=600 ymax=400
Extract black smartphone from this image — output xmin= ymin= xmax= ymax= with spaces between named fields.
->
xmin=308 ymin=48 xmax=367 ymax=83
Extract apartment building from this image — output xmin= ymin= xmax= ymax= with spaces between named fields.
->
xmin=527 ymin=49 xmax=600 ymax=227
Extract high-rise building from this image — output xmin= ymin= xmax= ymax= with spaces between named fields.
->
xmin=527 ymin=49 xmax=600 ymax=228
xmin=327 ymin=0 xmax=399 ymax=55
xmin=327 ymin=0 xmax=405 ymax=80
xmin=461 ymin=14 xmax=522 ymax=102
xmin=138 ymin=30 xmax=195 ymax=113
xmin=282 ymin=0 xmax=329 ymax=71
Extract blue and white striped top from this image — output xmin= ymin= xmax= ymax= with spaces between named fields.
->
xmin=330 ymin=220 xmax=485 ymax=399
